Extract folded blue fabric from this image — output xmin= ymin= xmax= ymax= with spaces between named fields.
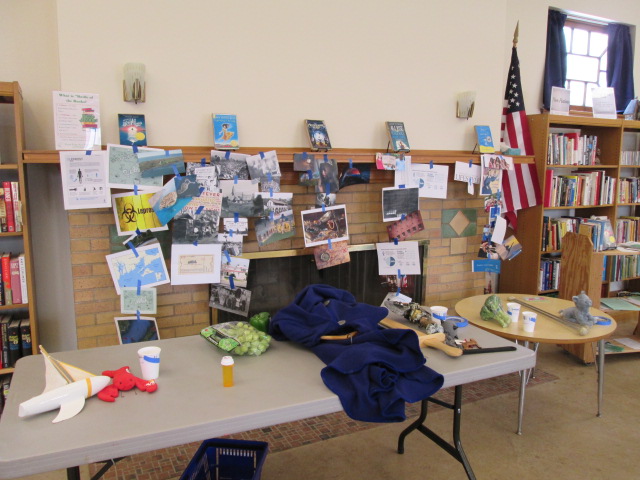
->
xmin=270 ymin=284 xmax=444 ymax=423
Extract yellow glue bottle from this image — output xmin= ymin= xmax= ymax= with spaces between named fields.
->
xmin=221 ymin=356 xmax=234 ymax=387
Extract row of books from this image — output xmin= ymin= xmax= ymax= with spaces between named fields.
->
xmin=546 ymin=132 xmax=598 ymax=166
xmin=541 ymin=216 xmax=584 ymax=252
xmin=577 ymin=217 xmax=616 ymax=251
xmin=608 ymin=255 xmax=640 ymax=282
xmin=543 ymin=169 xmax=615 ymax=207
xmin=0 ymin=181 xmax=22 ymax=233
xmin=539 ymin=257 xmax=561 ymax=292
xmin=0 ymin=374 xmax=10 ymax=415
xmin=0 ymin=316 xmax=31 ymax=369
xmin=0 ymin=253 xmax=27 ymax=306
xmin=620 ymin=150 xmax=640 ymax=166
xmin=617 ymin=177 xmax=640 ymax=203
xmin=615 ymin=216 xmax=640 ymax=244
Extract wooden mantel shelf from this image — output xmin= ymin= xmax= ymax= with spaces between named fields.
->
xmin=23 ymin=148 xmax=535 ymax=165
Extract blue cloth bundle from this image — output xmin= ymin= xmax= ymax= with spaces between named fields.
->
xmin=270 ymin=284 xmax=444 ymax=423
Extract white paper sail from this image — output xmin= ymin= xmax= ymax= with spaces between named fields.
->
xmin=40 ymin=345 xmax=96 ymax=393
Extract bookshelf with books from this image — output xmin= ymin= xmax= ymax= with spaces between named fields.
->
xmin=0 ymin=81 xmax=37 ymax=378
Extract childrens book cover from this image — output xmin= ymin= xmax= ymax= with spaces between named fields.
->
xmin=118 ymin=114 xmax=147 ymax=146
xmin=474 ymin=125 xmax=495 ymax=153
xmin=212 ymin=114 xmax=239 ymax=150
xmin=305 ymin=119 xmax=332 ymax=151
xmin=385 ymin=121 xmax=410 ymax=152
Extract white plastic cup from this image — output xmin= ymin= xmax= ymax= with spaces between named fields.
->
xmin=522 ymin=311 xmax=537 ymax=333
xmin=138 ymin=346 xmax=161 ymax=380
xmin=431 ymin=306 xmax=448 ymax=323
xmin=507 ymin=302 xmax=521 ymax=323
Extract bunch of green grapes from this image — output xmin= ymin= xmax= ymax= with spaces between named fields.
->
xmin=220 ymin=321 xmax=272 ymax=356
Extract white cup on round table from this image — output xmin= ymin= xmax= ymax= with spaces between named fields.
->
xmin=507 ymin=302 xmax=521 ymax=323
xmin=522 ymin=311 xmax=537 ymax=333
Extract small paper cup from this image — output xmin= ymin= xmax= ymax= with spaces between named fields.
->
xmin=430 ymin=306 xmax=448 ymax=323
xmin=522 ymin=311 xmax=537 ymax=333
xmin=138 ymin=346 xmax=161 ymax=380
xmin=507 ymin=302 xmax=521 ymax=323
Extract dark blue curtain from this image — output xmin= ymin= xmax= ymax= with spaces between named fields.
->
xmin=607 ymin=23 xmax=635 ymax=112
xmin=543 ymin=10 xmax=567 ymax=111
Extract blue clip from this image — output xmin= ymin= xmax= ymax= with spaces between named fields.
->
xmin=349 ymin=158 xmax=353 ymax=169
xmin=430 ymin=160 xmax=434 ymax=169
xmin=224 ymin=250 xmax=231 ymax=262
xmin=328 ymin=238 xmax=332 ymax=249
xmin=325 ymin=183 xmax=330 ymax=195
xmin=201 ymin=158 xmax=206 ymax=167
xmin=234 ymin=175 xmax=238 ymax=184
xmin=229 ymin=275 xmax=235 ymax=290
xmin=259 ymin=151 xmax=265 ymax=159
xmin=323 ymin=154 xmax=328 ymax=163
xmin=196 ymin=205 xmax=204 ymax=215
xmin=234 ymin=213 xmax=239 ymax=223
xmin=132 ymin=145 xmax=138 ymax=154
xmin=394 ymin=238 xmax=399 ymax=245
xmin=193 ymin=239 xmax=198 ymax=246
xmin=127 ymin=242 xmax=139 ymax=257
xmin=134 ymin=184 xmax=138 ymax=195
xmin=137 ymin=280 xmax=141 ymax=295
xmin=469 ymin=159 xmax=473 ymax=167
xmin=225 ymin=151 xmax=231 ymax=159
xmin=85 ymin=150 xmax=92 ymax=156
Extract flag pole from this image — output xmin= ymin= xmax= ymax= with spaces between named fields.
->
xmin=513 ymin=21 xmax=519 ymax=48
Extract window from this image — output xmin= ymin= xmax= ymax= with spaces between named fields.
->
xmin=563 ymin=19 xmax=608 ymax=108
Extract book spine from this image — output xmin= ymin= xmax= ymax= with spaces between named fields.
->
xmin=2 ymin=182 xmax=14 ymax=233
xmin=11 ymin=181 xmax=21 ymax=232
xmin=19 ymin=320 xmax=31 ymax=357
xmin=0 ymin=319 xmax=9 ymax=368
xmin=17 ymin=253 xmax=27 ymax=304
xmin=1 ymin=254 xmax=11 ymax=306
xmin=9 ymin=257 xmax=21 ymax=304
xmin=7 ymin=320 xmax=20 ymax=367
xmin=0 ymin=188 xmax=6 ymax=233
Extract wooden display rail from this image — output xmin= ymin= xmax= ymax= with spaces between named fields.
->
xmin=23 ymin=148 xmax=535 ymax=165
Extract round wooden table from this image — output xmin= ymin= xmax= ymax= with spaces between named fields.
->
xmin=455 ymin=293 xmax=616 ymax=434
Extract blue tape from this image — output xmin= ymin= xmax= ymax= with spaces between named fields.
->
xmin=201 ymin=158 xmax=206 ymax=166
xmin=394 ymin=238 xmax=398 ymax=245
xmin=399 ymin=184 xmax=405 ymax=189
xmin=234 ymin=175 xmax=238 ymax=184
xmin=224 ymin=250 xmax=231 ymax=262
xmin=135 ymin=228 xmax=141 ymax=236
xmin=349 ymin=158 xmax=353 ymax=169
xmin=324 ymin=154 xmax=328 ymax=162
xmin=325 ymin=183 xmax=330 ymax=195
xmin=132 ymin=145 xmax=138 ymax=154
xmin=259 ymin=151 xmax=265 ymax=159
xmin=469 ymin=159 xmax=473 ymax=167
xmin=196 ymin=205 xmax=204 ymax=215
xmin=225 ymin=151 xmax=231 ymax=159
xmin=593 ymin=316 xmax=612 ymax=326
xmin=229 ymin=275 xmax=235 ymax=290
xmin=445 ymin=316 xmax=469 ymax=328
xmin=269 ymin=188 xmax=273 ymax=197
xmin=137 ymin=280 xmax=141 ymax=295
xmin=270 ymin=211 xmax=274 ymax=221
xmin=267 ymin=172 xmax=272 ymax=182
xmin=430 ymin=161 xmax=434 ymax=169
xmin=328 ymin=238 xmax=332 ymax=249
xmin=172 ymin=164 xmax=180 ymax=177
xmin=302 ymin=152 xmax=308 ymax=160
xmin=134 ymin=184 xmax=138 ymax=195
xmin=401 ymin=214 xmax=406 ymax=220
xmin=307 ymin=169 xmax=313 ymax=178
xmin=136 ymin=310 xmax=141 ymax=321
xmin=193 ymin=239 xmax=198 ymax=246
xmin=230 ymin=229 xmax=234 ymax=237
xmin=322 ymin=203 xmax=326 ymax=212
xmin=199 ymin=186 xmax=205 ymax=195
xmin=127 ymin=242 xmax=139 ymax=257
xmin=234 ymin=213 xmax=239 ymax=223
xmin=143 ymin=355 xmax=160 ymax=364
xmin=85 ymin=150 xmax=92 ymax=156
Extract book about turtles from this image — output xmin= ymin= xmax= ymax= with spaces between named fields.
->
xmin=385 ymin=121 xmax=410 ymax=152
xmin=305 ymin=119 xmax=332 ymax=151
xmin=212 ymin=114 xmax=239 ymax=150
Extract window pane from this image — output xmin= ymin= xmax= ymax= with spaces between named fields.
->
xmin=601 ymin=51 xmax=607 ymax=70
xmin=567 ymin=54 xmax=599 ymax=82
xmin=564 ymin=26 xmax=572 ymax=48
xmin=599 ymin=72 xmax=607 ymax=87
xmin=589 ymin=32 xmax=608 ymax=57
xmin=572 ymin=28 xmax=589 ymax=54
xmin=569 ymin=80 xmax=585 ymax=106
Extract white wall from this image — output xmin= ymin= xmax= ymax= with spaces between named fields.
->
xmin=0 ymin=0 xmax=638 ymax=351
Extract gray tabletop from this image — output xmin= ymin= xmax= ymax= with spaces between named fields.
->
xmin=0 ymin=326 xmax=534 ymax=478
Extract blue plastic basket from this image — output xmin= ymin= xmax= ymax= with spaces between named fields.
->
xmin=180 ymin=438 xmax=269 ymax=480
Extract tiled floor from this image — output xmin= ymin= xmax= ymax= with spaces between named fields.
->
xmin=87 ymin=369 xmax=556 ymax=479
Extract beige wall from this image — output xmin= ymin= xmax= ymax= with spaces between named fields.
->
xmin=0 ymin=0 xmax=638 ymax=350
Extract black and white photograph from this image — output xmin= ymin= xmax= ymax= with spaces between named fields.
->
xmin=315 ymin=192 xmax=336 ymax=208
xmin=301 ymin=204 xmax=349 ymax=247
xmin=211 ymin=150 xmax=250 ymax=180
xmin=172 ymin=208 xmax=220 ymax=244
xmin=184 ymin=163 xmax=220 ymax=192
xmin=315 ymin=158 xmax=340 ymax=194
xmin=222 ymin=217 xmax=249 ymax=236
xmin=209 ymin=284 xmax=251 ymax=317
xmin=246 ymin=150 xmax=281 ymax=182
xmin=219 ymin=179 xmax=264 ymax=218
xmin=263 ymin=192 xmax=293 ymax=218
xmin=260 ymin=177 xmax=281 ymax=193
xmin=381 ymin=187 xmax=420 ymax=222
xmin=219 ymin=256 xmax=250 ymax=288
xmin=213 ymin=233 xmax=243 ymax=256
xmin=293 ymin=152 xmax=316 ymax=172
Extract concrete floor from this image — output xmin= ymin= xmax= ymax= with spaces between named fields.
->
xmin=13 ymin=320 xmax=640 ymax=480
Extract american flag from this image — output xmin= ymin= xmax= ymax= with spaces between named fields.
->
xmin=500 ymin=46 xmax=534 ymax=155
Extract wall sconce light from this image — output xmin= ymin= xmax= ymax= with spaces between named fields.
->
xmin=123 ymin=63 xmax=146 ymax=103
xmin=456 ymin=91 xmax=476 ymax=119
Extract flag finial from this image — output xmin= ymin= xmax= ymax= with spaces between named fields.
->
xmin=513 ymin=21 xmax=519 ymax=48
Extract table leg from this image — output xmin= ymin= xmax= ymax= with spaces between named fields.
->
xmin=597 ymin=338 xmax=605 ymax=417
